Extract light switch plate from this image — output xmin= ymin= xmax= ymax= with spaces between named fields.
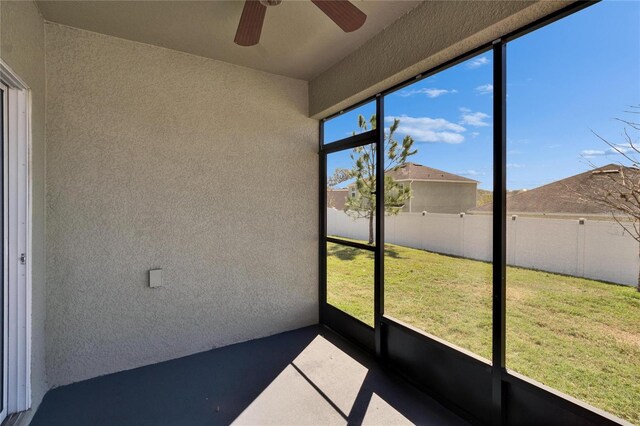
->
xmin=149 ymin=269 xmax=162 ymax=288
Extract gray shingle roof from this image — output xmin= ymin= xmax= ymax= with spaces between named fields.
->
xmin=471 ymin=164 xmax=639 ymax=215
xmin=386 ymin=163 xmax=478 ymax=183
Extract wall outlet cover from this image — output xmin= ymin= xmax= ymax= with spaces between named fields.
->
xmin=149 ymin=269 xmax=162 ymax=288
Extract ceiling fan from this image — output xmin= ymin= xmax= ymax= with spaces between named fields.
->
xmin=234 ymin=0 xmax=367 ymax=46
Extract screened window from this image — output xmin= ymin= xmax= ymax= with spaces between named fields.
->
xmin=319 ymin=1 xmax=639 ymax=423
xmin=382 ymin=51 xmax=494 ymax=360
xmin=323 ymin=100 xmax=376 ymax=145
xmin=505 ymin=2 xmax=640 ymax=422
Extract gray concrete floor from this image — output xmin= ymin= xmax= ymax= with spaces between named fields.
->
xmin=31 ymin=325 xmax=469 ymax=425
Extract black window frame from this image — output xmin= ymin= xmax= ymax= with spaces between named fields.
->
xmin=320 ymin=117 xmax=379 ymax=351
xmin=319 ymin=1 xmax=626 ymax=425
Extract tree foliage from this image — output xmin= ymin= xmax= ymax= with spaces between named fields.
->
xmin=330 ymin=114 xmax=416 ymax=244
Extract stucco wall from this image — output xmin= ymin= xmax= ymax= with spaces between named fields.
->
xmin=405 ymin=181 xmax=477 ymax=214
xmin=0 ymin=0 xmax=47 ymax=422
xmin=45 ymin=23 xmax=318 ymax=387
xmin=309 ymin=1 xmax=573 ymax=118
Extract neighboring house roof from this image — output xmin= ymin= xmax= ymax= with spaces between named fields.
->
xmin=386 ymin=163 xmax=478 ymax=183
xmin=471 ymin=163 xmax=639 ymax=215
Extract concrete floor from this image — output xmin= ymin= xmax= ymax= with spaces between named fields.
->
xmin=31 ymin=325 xmax=468 ymax=425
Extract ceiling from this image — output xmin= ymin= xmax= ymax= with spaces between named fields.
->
xmin=36 ymin=0 xmax=423 ymax=80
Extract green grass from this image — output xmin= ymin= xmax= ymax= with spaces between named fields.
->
xmin=326 ymin=241 xmax=640 ymax=424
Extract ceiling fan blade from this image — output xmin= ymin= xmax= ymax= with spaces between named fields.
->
xmin=234 ymin=1 xmax=267 ymax=46
xmin=311 ymin=0 xmax=367 ymax=33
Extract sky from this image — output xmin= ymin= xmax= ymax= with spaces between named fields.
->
xmin=324 ymin=0 xmax=640 ymax=191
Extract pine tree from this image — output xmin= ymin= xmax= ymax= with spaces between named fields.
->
xmin=334 ymin=114 xmax=416 ymax=244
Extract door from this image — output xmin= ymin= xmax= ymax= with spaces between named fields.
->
xmin=320 ymin=101 xmax=382 ymax=353
xmin=0 ymin=81 xmax=7 ymax=424
xmin=0 ymin=60 xmax=31 ymax=417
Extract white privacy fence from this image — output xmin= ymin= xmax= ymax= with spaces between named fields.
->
xmin=327 ymin=209 xmax=639 ymax=286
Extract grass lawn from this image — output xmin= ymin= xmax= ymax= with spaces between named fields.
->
xmin=326 ymin=241 xmax=640 ymax=424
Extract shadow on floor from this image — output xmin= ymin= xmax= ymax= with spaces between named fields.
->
xmin=32 ymin=325 xmax=467 ymax=426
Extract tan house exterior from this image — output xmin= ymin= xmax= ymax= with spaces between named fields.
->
xmin=389 ymin=164 xmax=478 ymax=213
xmin=399 ymin=180 xmax=478 ymax=214
xmin=326 ymin=188 xmax=349 ymax=210
xmin=332 ymin=163 xmax=478 ymax=214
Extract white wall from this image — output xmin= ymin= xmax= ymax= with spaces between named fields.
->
xmin=45 ymin=23 xmax=318 ymax=388
xmin=0 ymin=0 xmax=48 ymax=422
xmin=328 ymin=209 xmax=638 ymax=286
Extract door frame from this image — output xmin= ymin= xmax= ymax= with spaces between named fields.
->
xmin=0 ymin=76 xmax=7 ymax=425
xmin=319 ymin=128 xmax=379 ymax=353
xmin=0 ymin=58 xmax=32 ymax=418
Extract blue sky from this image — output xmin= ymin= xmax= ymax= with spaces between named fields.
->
xmin=325 ymin=1 xmax=640 ymax=191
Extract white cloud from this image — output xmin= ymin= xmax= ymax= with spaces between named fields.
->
xmin=507 ymin=163 xmax=524 ymax=169
xmin=460 ymin=111 xmax=491 ymax=127
xmin=475 ymin=84 xmax=493 ymax=95
xmin=398 ymin=88 xmax=457 ymax=98
xmin=614 ymin=144 xmax=634 ymax=154
xmin=457 ymin=169 xmax=484 ymax=176
xmin=581 ymin=149 xmax=606 ymax=157
xmin=580 ymin=144 xmax=634 ymax=158
xmin=467 ymin=56 xmax=490 ymax=69
xmin=386 ymin=115 xmax=466 ymax=144
xmin=471 ymin=132 xmax=480 ymax=138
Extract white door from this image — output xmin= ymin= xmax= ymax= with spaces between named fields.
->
xmin=0 ymin=59 xmax=32 ymax=419
xmin=0 ymin=80 xmax=8 ymax=424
